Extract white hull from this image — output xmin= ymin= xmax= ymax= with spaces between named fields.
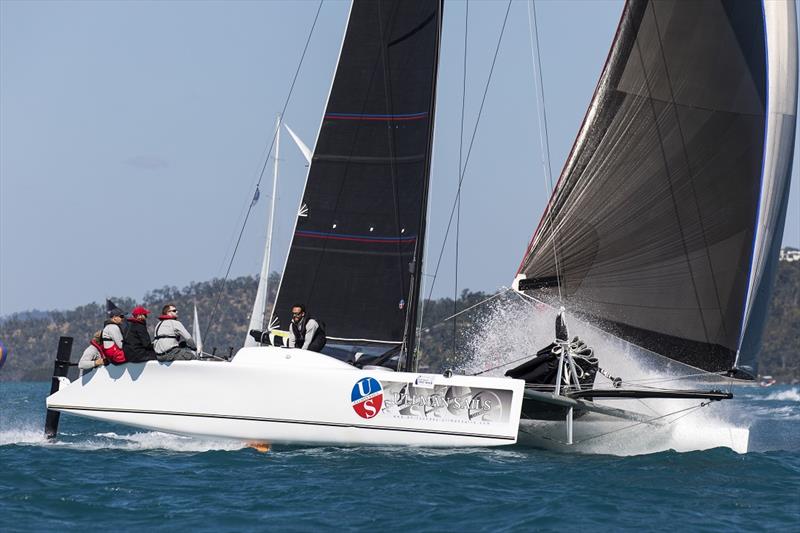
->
xmin=47 ymin=346 xmax=525 ymax=447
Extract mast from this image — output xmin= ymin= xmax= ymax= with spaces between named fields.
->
xmin=401 ymin=0 xmax=444 ymax=372
xmin=266 ymin=114 xmax=280 ymax=326
xmin=245 ymin=115 xmax=281 ymax=347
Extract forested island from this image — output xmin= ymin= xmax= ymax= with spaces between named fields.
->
xmin=1 ymin=260 xmax=797 ymax=383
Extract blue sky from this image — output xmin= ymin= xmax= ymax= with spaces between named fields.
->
xmin=1 ymin=0 xmax=798 ymax=316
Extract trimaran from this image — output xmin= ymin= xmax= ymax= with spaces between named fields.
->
xmin=45 ymin=0 xmax=797 ymax=452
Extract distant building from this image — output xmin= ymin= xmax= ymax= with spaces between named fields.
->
xmin=780 ymin=247 xmax=800 ymax=262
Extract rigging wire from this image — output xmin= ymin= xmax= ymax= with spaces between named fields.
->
xmin=526 ymin=0 xmax=562 ymax=302
xmin=401 ymin=1 xmax=443 ymax=369
xmin=517 ymin=400 xmax=711 ymax=446
xmin=572 ymin=401 xmax=710 ymax=445
xmin=203 ymin=0 xmax=324 ymax=344
xmin=470 ymin=352 xmax=532 ymax=376
xmin=422 ymin=0 xmax=513 ymax=321
xmin=454 ymin=0 xmax=469 ymax=359
xmin=434 ymin=288 xmax=511 ymax=327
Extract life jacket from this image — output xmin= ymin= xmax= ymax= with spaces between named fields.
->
xmin=101 ymin=323 xmax=127 ymax=364
xmin=90 ymin=339 xmax=106 ymax=362
xmin=154 ymin=317 xmax=181 ymax=341
xmin=291 ymin=317 xmax=326 ymax=352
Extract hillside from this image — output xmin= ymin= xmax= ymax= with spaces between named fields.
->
xmin=759 ymin=260 xmax=800 ymax=382
xmin=1 ymin=261 xmax=798 ymax=382
xmin=0 ymin=275 xmax=274 ymax=381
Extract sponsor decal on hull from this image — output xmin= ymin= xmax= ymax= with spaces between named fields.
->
xmin=351 ymin=377 xmax=383 ymax=419
xmin=350 ymin=377 xmax=512 ymax=426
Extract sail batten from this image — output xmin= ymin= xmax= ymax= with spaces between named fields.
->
xmin=516 ymin=0 xmax=794 ymax=374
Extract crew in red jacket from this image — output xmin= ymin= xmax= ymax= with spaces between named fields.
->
xmin=101 ymin=308 xmax=127 ymax=364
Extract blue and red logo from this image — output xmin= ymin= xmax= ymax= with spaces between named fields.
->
xmin=351 ymin=377 xmax=383 ymax=419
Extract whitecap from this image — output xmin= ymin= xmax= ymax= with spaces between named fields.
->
xmin=764 ymin=388 xmax=800 ymax=402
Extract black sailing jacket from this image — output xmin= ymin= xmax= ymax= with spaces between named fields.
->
xmin=123 ymin=318 xmax=158 ymax=363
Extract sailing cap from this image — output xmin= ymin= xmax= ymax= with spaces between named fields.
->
xmin=131 ymin=306 xmax=150 ymax=316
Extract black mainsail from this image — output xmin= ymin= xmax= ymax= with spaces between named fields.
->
xmin=517 ymin=0 xmax=797 ymax=375
xmin=272 ymin=0 xmax=442 ymax=353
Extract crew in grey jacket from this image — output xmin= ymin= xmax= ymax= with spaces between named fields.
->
xmin=153 ymin=303 xmax=197 ymax=361
xmin=78 ymin=331 xmax=107 ymax=373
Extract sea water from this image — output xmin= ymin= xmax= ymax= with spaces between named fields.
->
xmin=1 ymin=382 xmax=798 ymax=531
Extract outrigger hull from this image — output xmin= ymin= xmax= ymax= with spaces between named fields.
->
xmin=46 ymin=346 xmax=525 ymax=447
xmin=515 ymin=389 xmax=749 ymax=454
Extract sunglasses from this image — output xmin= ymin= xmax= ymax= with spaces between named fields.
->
xmin=169 ymin=309 xmax=177 ymax=313
xmin=292 ymin=312 xmax=303 ymax=316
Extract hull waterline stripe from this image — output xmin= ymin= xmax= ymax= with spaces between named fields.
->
xmin=48 ymin=404 xmax=515 ymax=441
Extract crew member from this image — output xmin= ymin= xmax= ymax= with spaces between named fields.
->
xmin=124 ymin=305 xmax=158 ymax=362
xmin=153 ymin=304 xmax=197 ymax=361
xmin=102 ymin=308 xmax=127 ymax=364
xmin=78 ymin=331 xmax=107 ymax=373
xmin=288 ymin=304 xmax=326 ymax=352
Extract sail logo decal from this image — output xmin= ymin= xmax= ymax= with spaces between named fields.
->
xmin=351 ymin=377 xmax=383 ymax=419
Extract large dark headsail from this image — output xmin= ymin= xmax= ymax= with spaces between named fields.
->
xmin=516 ymin=0 xmax=797 ymax=374
xmin=272 ymin=0 xmax=442 ymax=349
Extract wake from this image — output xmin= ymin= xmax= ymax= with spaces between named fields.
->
xmin=0 ymin=424 xmax=245 ymax=452
xmin=764 ymin=387 xmax=800 ymax=402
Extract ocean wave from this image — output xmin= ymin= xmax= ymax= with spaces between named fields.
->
xmin=764 ymin=388 xmax=800 ymax=402
xmin=748 ymin=405 xmax=800 ymax=421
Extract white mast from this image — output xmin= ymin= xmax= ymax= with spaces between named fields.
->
xmin=245 ymin=114 xmax=281 ymax=347
xmin=193 ymin=304 xmax=203 ymax=355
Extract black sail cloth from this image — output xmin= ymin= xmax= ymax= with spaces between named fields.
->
xmin=518 ymin=0 xmax=775 ymax=373
xmin=272 ymin=0 xmax=442 ymax=346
